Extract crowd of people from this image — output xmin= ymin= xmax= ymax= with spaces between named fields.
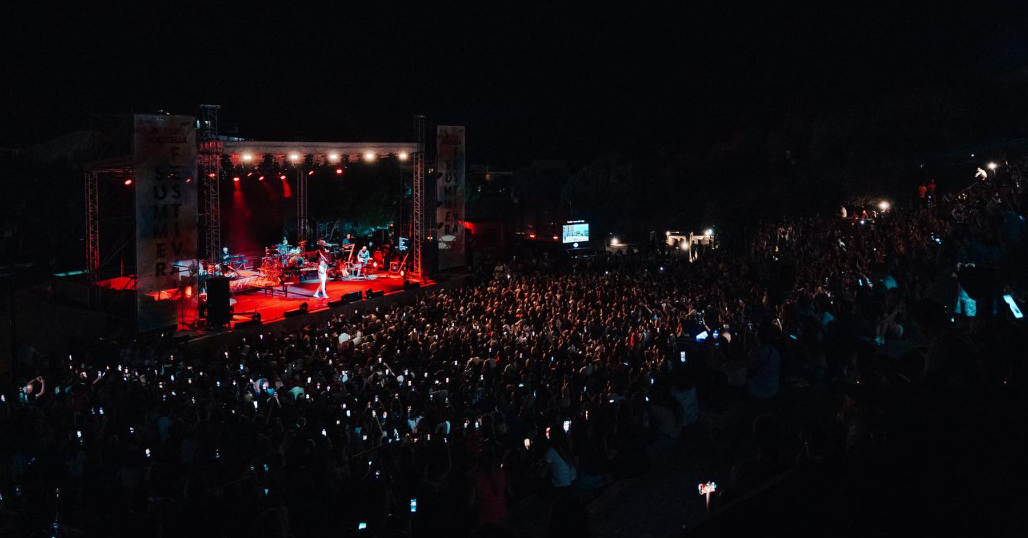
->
xmin=2 ymin=162 xmax=1026 ymax=537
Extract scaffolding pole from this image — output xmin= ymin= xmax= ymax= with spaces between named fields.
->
xmin=297 ymin=165 xmax=309 ymax=244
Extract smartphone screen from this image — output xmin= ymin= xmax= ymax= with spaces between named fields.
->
xmin=1004 ymin=294 xmax=1024 ymax=319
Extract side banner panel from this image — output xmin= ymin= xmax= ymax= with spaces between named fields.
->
xmin=134 ymin=114 xmax=198 ymax=331
xmin=435 ymin=126 xmax=466 ymax=270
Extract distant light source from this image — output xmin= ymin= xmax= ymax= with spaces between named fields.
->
xmin=328 ymin=152 xmax=340 ymax=162
xmin=363 ymin=151 xmax=376 ymax=162
xmin=552 ymin=235 xmax=559 ymax=241
xmin=232 ymin=177 xmax=240 ymax=182
xmin=665 ymin=231 xmax=671 ymax=236
xmin=610 ymin=237 xmax=620 ymax=246
xmin=241 ymin=153 xmax=253 ymax=163
xmin=289 ymin=153 xmax=301 ymax=162
xmin=529 ymin=233 xmax=536 ymax=239
xmin=279 ymin=174 xmax=287 ymax=180
xmin=335 ymin=168 xmax=344 ymax=175
xmin=705 ymin=228 xmax=714 ymax=236
xmin=258 ymin=176 xmax=265 ymax=181
xmin=878 ymin=200 xmax=890 ymax=211
xmin=398 ymin=152 xmax=409 ymax=161
xmin=681 ymin=242 xmax=689 ymax=251
xmin=124 ymin=178 xmax=133 ymax=186
xmin=987 ymin=162 xmax=998 ymax=171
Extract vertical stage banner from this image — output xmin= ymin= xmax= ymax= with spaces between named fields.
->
xmin=134 ymin=114 xmax=198 ymax=331
xmin=436 ymin=126 xmax=466 ymax=270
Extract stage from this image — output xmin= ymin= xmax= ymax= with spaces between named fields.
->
xmin=222 ymin=273 xmax=421 ymax=328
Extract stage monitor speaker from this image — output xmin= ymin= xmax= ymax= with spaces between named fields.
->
xmin=284 ymin=302 xmax=309 ymax=318
xmin=328 ymin=297 xmax=346 ymax=308
xmin=234 ymin=319 xmax=262 ymax=329
xmin=207 ymin=277 xmax=231 ymax=327
xmin=343 ymin=291 xmax=362 ymax=303
xmin=403 ymin=280 xmax=421 ymax=289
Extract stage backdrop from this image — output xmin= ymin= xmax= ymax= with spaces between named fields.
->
xmin=436 ymin=125 xmax=466 ymax=270
xmin=134 ymin=114 xmax=198 ymax=332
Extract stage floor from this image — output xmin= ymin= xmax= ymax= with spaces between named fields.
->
xmin=224 ymin=274 xmax=413 ymax=327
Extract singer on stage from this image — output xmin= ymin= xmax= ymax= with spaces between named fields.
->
xmin=313 ymin=245 xmax=329 ymax=298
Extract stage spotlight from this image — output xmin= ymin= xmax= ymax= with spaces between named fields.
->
xmin=328 ymin=152 xmax=340 ymax=162
xmin=363 ymin=151 xmax=376 ymax=162
xmin=124 ymin=179 xmax=133 ymax=186
xmin=242 ymin=153 xmax=253 ymax=162
xmin=552 ymin=235 xmax=559 ymax=240
xmin=279 ymin=174 xmax=287 ymax=180
xmin=233 ymin=177 xmax=240 ymax=182
xmin=289 ymin=153 xmax=301 ymax=162
xmin=258 ymin=176 xmax=265 ymax=181
xmin=529 ymin=233 xmax=536 ymax=239
xmin=186 ymin=177 xmax=192 ymax=183
xmin=878 ymin=200 xmax=890 ymax=212
xmin=308 ymin=170 xmax=314 ymax=176
xmin=208 ymin=173 xmax=216 ymax=178
xmin=398 ymin=152 xmax=409 ymax=161
xmin=335 ymin=168 xmax=344 ymax=175
xmin=705 ymin=228 xmax=714 ymax=236
xmin=610 ymin=237 xmax=620 ymax=246
xmin=988 ymin=162 xmax=998 ymax=171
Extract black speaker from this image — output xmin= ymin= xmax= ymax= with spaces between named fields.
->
xmin=207 ymin=277 xmax=231 ymax=327
xmin=403 ymin=280 xmax=421 ymax=289
xmin=234 ymin=319 xmax=261 ymax=329
xmin=328 ymin=297 xmax=346 ymax=307
xmin=284 ymin=302 xmax=309 ymax=317
xmin=343 ymin=291 xmax=362 ymax=303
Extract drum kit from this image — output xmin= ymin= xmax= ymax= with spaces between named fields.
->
xmin=261 ymin=240 xmax=303 ymax=281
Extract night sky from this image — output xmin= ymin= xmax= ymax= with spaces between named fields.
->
xmin=4 ymin=4 xmax=1028 ymax=163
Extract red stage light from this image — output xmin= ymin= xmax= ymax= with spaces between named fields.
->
xmin=335 ymin=168 xmax=343 ymax=175
xmin=373 ymin=262 xmax=378 ymax=268
xmin=529 ymin=233 xmax=537 ymax=239
xmin=186 ymin=177 xmax=193 ymax=183
xmin=308 ymin=170 xmax=314 ymax=176
xmin=279 ymin=175 xmax=287 ymax=180
xmin=232 ymin=177 xmax=240 ymax=182
xmin=258 ymin=176 xmax=265 ymax=181
xmin=124 ymin=179 xmax=133 ymax=186
xmin=208 ymin=173 xmax=216 ymax=178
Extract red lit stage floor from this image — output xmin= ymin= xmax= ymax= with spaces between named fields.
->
xmin=223 ymin=274 xmax=416 ymax=327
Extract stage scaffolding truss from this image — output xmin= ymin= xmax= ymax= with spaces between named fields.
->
xmin=199 ymin=104 xmax=221 ymax=263
xmin=412 ymin=114 xmax=425 ymax=280
xmin=83 ymin=165 xmax=133 ymax=306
